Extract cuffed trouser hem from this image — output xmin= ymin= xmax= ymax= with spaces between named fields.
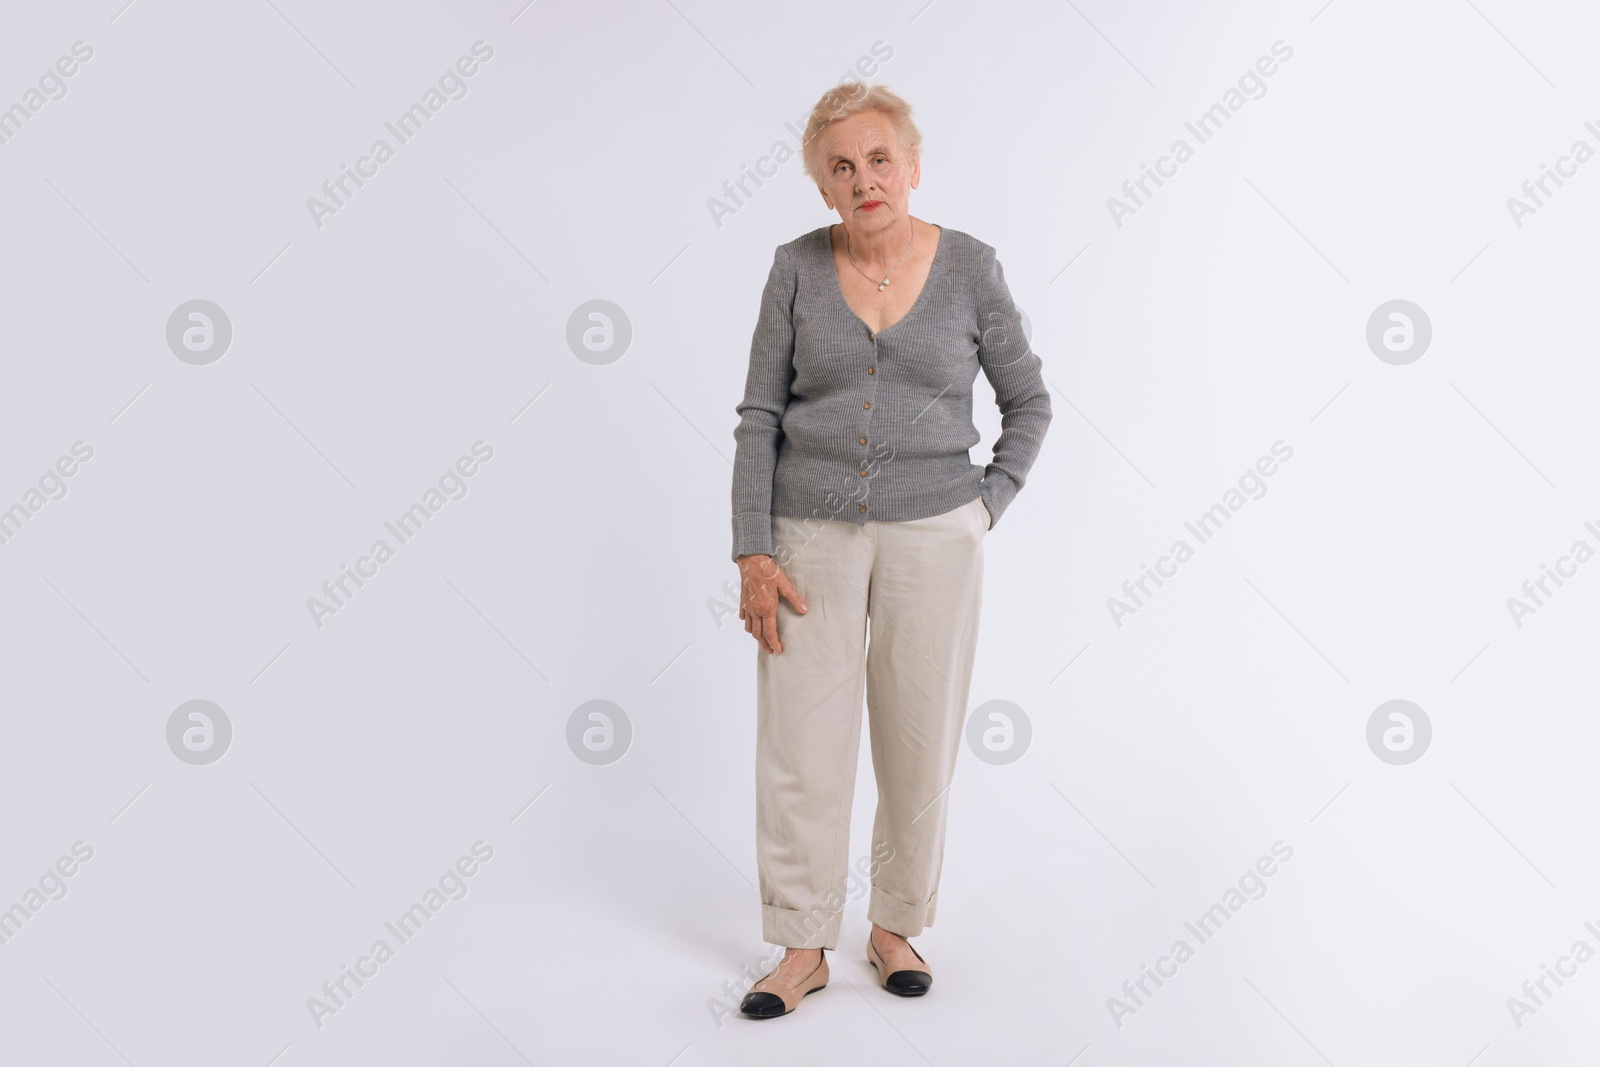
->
xmin=762 ymin=903 xmax=842 ymax=950
xmin=867 ymin=886 xmax=937 ymax=938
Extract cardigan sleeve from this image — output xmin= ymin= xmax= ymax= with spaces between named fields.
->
xmin=973 ymin=245 xmax=1052 ymax=530
xmin=730 ymin=244 xmax=797 ymax=562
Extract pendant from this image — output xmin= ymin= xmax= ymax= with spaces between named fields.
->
xmin=878 ymin=279 xmax=889 ymax=291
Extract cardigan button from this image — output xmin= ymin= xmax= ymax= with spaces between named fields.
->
xmin=859 ymin=437 xmax=867 ymax=445
xmin=863 ymin=402 xmax=871 ymax=409
xmin=868 ymin=367 xmax=875 ymax=374
xmin=859 ymin=504 xmax=867 ymax=513
xmin=859 ymin=469 xmax=867 ymax=476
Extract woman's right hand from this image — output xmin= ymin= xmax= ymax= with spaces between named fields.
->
xmin=736 ymin=554 xmax=808 ymax=654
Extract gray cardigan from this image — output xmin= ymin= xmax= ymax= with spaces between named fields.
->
xmin=731 ymin=224 xmax=1052 ymax=563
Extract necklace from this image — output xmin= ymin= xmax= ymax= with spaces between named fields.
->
xmin=844 ymin=218 xmax=915 ymax=291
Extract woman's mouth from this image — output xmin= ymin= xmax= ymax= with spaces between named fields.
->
xmin=859 ymin=201 xmax=883 ymax=212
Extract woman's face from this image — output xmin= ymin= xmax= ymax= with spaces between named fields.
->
xmin=817 ymin=109 xmax=920 ymax=236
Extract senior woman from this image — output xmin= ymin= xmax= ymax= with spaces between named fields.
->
xmin=730 ymin=83 xmax=1052 ymax=1018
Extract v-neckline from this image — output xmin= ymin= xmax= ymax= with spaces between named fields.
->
xmin=824 ymin=222 xmax=944 ymax=338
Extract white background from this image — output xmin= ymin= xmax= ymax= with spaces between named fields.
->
xmin=1 ymin=1 xmax=1598 ymax=1064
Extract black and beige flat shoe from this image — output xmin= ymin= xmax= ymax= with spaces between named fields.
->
xmin=866 ymin=932 xmax=932 ymax=996
xmin=739 ymin=948 xmax=828 ymax=1018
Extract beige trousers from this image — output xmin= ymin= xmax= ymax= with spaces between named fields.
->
xmin=755 ymin=494 xmax=988 ymax=949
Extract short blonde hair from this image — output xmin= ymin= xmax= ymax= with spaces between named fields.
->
xmin=800 ymin=82 xmax=922 ymax=187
